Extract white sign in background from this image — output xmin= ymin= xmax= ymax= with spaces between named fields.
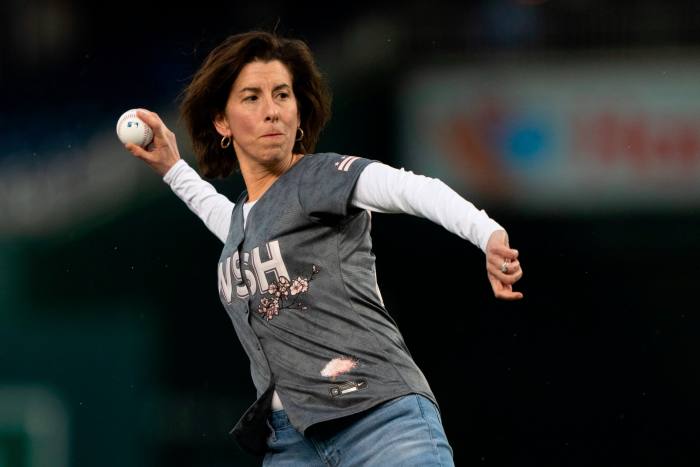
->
xmin=398 ymin=57 xmax=700 ymax=210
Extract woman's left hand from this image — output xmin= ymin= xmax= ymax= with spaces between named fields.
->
xmin=485 ymin=230 xmax=523 ymax=300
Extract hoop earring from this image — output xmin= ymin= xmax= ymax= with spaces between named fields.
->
xmin=296 ymin=127 xmax=304 ymax=142
xmin=220 ymin=135 xmax=231 ymax=149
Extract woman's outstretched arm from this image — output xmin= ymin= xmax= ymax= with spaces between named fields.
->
xmin=125 ymin=109 xmax=233 ymax=243
xmin=352 ymin=162 xmax=523 ymax=300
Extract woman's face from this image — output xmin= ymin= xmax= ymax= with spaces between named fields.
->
xmin=215 ymin=59 xmax=300 ymax=170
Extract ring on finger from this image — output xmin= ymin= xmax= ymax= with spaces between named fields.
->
xmin=500 ymin=260 xmax=509 ymax=274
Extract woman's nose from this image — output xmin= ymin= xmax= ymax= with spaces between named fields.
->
xmin=263 ymin=98 xmax=280 ymax=122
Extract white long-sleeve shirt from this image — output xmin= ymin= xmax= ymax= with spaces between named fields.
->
xmin=163 ymin=158 xmax=503 ymax=252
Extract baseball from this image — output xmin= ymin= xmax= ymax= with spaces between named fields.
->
xmin=116 ymin=109 xmax=153 ymax=147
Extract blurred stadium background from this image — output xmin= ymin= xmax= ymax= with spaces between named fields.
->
xmin=1 ymin=1 xmax=699 ymax=466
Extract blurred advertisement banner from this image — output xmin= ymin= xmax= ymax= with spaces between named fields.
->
xmin=399 ymin=55 xmax=700 ymax=211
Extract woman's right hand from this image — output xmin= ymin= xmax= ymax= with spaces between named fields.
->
xmin=124 ymin=109 xmax=181 ymax=177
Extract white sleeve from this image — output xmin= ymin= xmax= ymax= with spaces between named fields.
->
xmin=162 ymin=160 xmax=233 ymax=244
xmin=351 ymin=162 xmax=504 ymax=252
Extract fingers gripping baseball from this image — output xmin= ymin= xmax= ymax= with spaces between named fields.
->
xmin=120 ymin=108 xmax=181 ymax=177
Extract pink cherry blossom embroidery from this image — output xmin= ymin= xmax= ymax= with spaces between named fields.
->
xmin=290 ymin=277 xmax=309 ymax=295
xmin=321 ymin=357 xmax=359 ymax=380
xmin=257 ymin=264 xmax=319 ymax=321
xmin=258 ymin=298 xmax=280 ymax=320
xmin=268 ymin=276 xmax=291 ymax=298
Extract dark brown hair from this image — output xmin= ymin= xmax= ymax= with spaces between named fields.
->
xmin=179 ymin=31 xmax=332 ymax=178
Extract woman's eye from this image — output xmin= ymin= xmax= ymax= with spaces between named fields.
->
xmin=277 ymin=92 xmax=289 ymax=99
xmin=244 ymin=95 xmax=257 ymax=102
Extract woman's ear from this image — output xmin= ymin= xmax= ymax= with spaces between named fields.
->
xmin=213 ymin=113 xmax=231 ymax=137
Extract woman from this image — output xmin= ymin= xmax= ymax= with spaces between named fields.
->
xmin=125 ymin=30 xmax=522 ymax=466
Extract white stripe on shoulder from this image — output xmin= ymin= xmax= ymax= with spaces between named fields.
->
xmin=338 ymin=156 xmax=360 ymax=172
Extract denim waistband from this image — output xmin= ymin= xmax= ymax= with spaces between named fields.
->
xmin=266 ymin=394 xmax=441 ymax=433
xmin=269 ymin=409 xmax=291 ymax=430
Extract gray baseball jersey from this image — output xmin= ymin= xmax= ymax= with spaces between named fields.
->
xmin=217 ymin=153 xmax=436 ymax=454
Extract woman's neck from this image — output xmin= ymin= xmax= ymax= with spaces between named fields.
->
xmin=240 ymin=153 xmax=303 ymax=202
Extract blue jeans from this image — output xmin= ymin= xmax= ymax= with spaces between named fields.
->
xmin=263 ymin=394 xmax=454 ymax=466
